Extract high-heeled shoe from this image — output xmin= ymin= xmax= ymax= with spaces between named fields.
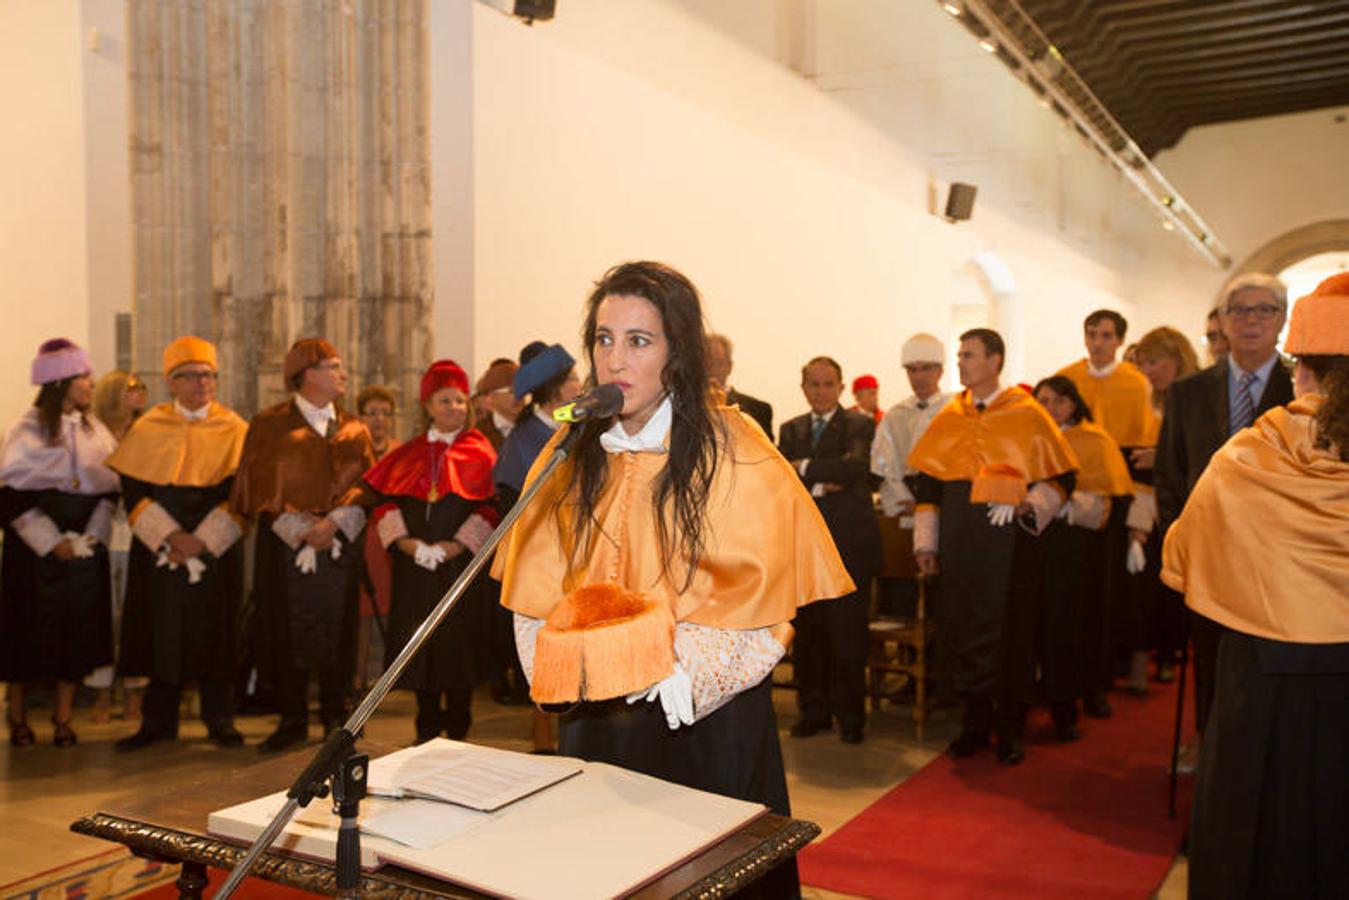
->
xmin=8 ymin=719 xmax=34 ymax=748
xmin=52 ymin=716 xmax=78 ymax=748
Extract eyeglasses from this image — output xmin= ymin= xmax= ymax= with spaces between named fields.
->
xmin=171 ymin=370 xmax=217 ymax=383
xmin=314 ymin=360 xmax=346 ymax=372
xmin=1223 ymin=303 xmax=1282 ymax=321
xmin=1204 ymin=331 xmax=1223 ymax=344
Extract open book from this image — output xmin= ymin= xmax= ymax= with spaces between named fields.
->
xmin=366 ymin=739 xmax=583 ymax=811
xmin=208 ymin=739 xmax=768 ymax=899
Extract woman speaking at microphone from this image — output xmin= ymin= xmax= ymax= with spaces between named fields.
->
xmin=492 ymin=262 xmax=852 ymax=827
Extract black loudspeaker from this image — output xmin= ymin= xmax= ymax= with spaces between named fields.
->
xmin=945 ymin=182 xmax=977 ymax=221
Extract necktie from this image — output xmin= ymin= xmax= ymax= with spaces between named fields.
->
xmin=810 ymin=416 xmax=826 ymax=448
xmin=1230 ymin=370 xmax=1257 ymax=435
xmin=916 ymin=400 xmax=928 ymax=410
xmin=975 ymin=401 xmax=986 ymax=413
xmin=324 ymin=416 xmax=337 ymax=440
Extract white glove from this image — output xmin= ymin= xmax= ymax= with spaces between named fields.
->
xmin=295 ymin=544 xmax=318 ymax=574
xmin=627 ymin=664 xmax=694 ymax=730
xmin=64 ymin=531 xmax=96 ymax=559
xmin=1126 ymin=539 xmax=1146 ymax=575
xmin=329 ymin=538 xmax=343 ymax=562
xmin=155 ymin=549 xmax=207 ymax=584
xmin=413 ymin=540 xmax=448 ymax=572
xmin=986 ymin=503 xmax=1016 ymax=527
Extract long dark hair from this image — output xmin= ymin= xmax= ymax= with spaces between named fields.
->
xmin=562 ymin=261 xmax=724 ymax=592
xmin=1300 ymin=355 xmax=1349 ymax=461
xmin=34 ymin=379 xmax=83 ymax=446
xmin=1033 ymin=375 xmax=1093 ymax=425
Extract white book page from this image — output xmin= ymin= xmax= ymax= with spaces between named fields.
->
xmin=369 ymin=739 xmax=582 ymax=812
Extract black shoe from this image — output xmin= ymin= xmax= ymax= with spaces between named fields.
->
xmin=116 ymin=728 xmax=171 ymax=753
xmin=1083 ymin=695 xmax=1113 ymax=719
xmin=207 ymin=725 xmax=245 ymax=748
xmin=997 ymin=739 xmax=1026 ymax=766
xmin=258 ymin=720 xmax=308 ymax=753
xmin=946 ymin=732 xmax=990 ymax=758
xmin=789 ymin=720 xmax=830 ymax=738
xmin=840 ymin=726 xmax=864 ymax=744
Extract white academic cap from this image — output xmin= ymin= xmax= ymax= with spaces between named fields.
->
xmin=901 ymin=333 xmax=944 ymax=366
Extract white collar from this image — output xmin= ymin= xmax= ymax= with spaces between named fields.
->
xmin=535 ymin=407 xmax=562 ymax=432
xmin=492 ymin=410 xmax=515 ymax=437
xmin=1086 ymin=359 xmax=1118 ymax=378
xmin=906 ymin=392 xmax=943 ymax=410
xmin=600 ymin=396 xmax=672 ymax=454
xmin=61 ymin=410 xmax=83 ymax=426
xmin=294 ymin=393 xmax=336 ymax=435
xmin=812 ymin=407 xmax=838 ymax=424
xmin=175 ymin=400 xmax=210 ymax=422
xmin=972 ymin=386 xmax=1004 ymax=407
xmin=427 ymin=427 xmax=460 ymax=445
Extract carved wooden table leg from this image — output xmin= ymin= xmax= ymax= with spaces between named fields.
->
xmin=176 ymin=860 xmax=210 ymax=899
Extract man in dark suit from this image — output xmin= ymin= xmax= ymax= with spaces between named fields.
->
xmin=706 ymin=333 xmax=773 ymax=436
xmin=779 ymin=356 xmax=882 ymax=743
xmin=1156 ymin=272 xmax=1294 ymax=757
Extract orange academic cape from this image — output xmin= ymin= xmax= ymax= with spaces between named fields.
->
xmin=1058 ymin=359 xmax=1159 ymax=449
xmin=1062 ymin=420 xmax=1133 ymax=498
xmin=104 ymin=401 xmax=249 ymax=524
xmin=907 ymin=386 xmax=1079 ymax=505
xmin=491 ymin=404 xmax=855 ymax=630
xmin=230 ymin=400 xmax=375 ymax=516
xmin=1162 ymin=396 xmax=1349 ymax=643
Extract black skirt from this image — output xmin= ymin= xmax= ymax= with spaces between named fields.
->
xmin=1189 ymin=630 xmax=1349 ymax=900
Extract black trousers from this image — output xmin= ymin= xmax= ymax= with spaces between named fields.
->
xmin=792 ymin=589 xmax=869 ymax=731
xmin=1191 ymin=611 xmax=1227 ymax=734
xmin=275 ymin=665 xmax=347 ymax=724
xmin=415 ymin=688 xmax=472 ymax=742
xmin=142 ymin=676 xmax=235 ymax=736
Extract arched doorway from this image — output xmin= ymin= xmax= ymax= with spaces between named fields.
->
xmin=1231 ymin=219 xmax=1349 ymax=287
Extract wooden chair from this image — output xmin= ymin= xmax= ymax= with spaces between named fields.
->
xmin=867 ymin=512 xmax=934 ymax=740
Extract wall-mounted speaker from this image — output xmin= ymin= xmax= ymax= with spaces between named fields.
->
xmin=945 ymin=182 xmax=978 ymax=222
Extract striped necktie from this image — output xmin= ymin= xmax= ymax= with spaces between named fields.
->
xmin=811 ymin=416 xmax=826 ymax=448
xmin=1230 ymin=370 xmax=1257 ymax=435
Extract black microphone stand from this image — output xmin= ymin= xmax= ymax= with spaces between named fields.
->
xmin=216 ymin=421 xmax=589 ymax=898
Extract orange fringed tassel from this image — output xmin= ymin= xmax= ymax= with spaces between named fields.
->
xmin=530 ymin=582 xmax=675 ymax=704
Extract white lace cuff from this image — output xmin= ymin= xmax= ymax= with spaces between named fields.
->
xmin=514 ymin=612 xmax=544 ymax=684
xmin=1126 ymin=486 xmax=1156 ymax=534
xmin=453 ymin=512 xmax=494 ymax=556
xmin=271 ymin=511 xmax=318 ymax=550
xmin=130 ymin=501 xmax=181 ymax=553
xmin=376 ymin=507 xmax=410 ymax=549
xmin=1025 ymin=481 xmax=1063 ymax=535
xmin=327 ymin=505 xmax=366 ymax=543
xmin=913 ymin=506 xmax=938 ymax=554
xmin=84 ymin=498 xmax=115 ymax=545
xmin=12 ymin=508 xmax=63 ymax=557
xmin=675 ymin=622 xmax=786 ymax=722
xmin=194 ymin=505 xmax=243 ymax=557
xmin=1065 ymin=491 xmax=1109 ymax=531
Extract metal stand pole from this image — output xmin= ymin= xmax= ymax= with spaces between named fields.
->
xmin=216 ymin=425 xmax=585 ymax=898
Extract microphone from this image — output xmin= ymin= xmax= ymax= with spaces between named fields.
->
xmin=552 ymin=383 xmax=625 ymax=423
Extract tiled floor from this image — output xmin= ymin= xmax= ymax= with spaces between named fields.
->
xmin=0 ymin=684 xmax=1185 ymax=897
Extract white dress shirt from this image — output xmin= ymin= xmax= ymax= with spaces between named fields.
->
xmin=294 ymin=393 xmax=336 ymax=437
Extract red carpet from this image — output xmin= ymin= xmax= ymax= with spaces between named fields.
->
xmin=137 ymin=869 xmax=318 ymax=898
xmin=800 ymin=683 xmax=1194 ymax=899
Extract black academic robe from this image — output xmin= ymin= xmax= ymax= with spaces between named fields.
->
xmin=380 ymin=492 xmax=485 ymax=693
xmin=0 ymin=488 xmax=115 ymax=682
xmin=117 ymin=477 xmax=242 ymax=684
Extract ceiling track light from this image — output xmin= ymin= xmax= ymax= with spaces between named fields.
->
xmin=935 ymin=0 xmax=1230 ymax=269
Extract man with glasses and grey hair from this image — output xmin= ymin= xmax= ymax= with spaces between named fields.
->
xmin=1156 ymin=272 xmax=1294 ymax=772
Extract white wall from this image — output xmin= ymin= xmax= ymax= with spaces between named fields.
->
xmin=0 ymin=0 xmax=91 ymax=430
xmin=463 ymin=0 xmax=1211 ymax=421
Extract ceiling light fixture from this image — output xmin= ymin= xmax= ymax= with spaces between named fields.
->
xmin=942 ymin=1 xmax=963 ymax=16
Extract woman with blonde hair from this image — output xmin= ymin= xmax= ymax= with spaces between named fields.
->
xmin=88 ymin=371 xmax=150 ymax=722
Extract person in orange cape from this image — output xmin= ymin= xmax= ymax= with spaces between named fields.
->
xmin=491 ymin=262 xmax=853 ymax=871
xmin=1163 ymin=273 xmax=1349 ymax=900
xmin=230 ymin=338 xmax=376 ymax=753
xmin=909 ymin=328 xmax=1078 ymax=765
xmin=1032 ymin=375 xmax=1135 ymax=741
xmin=362 ymin=360 xmax=500 ymax=743
xmin=107 ymin=336 xmax=249 ymax=751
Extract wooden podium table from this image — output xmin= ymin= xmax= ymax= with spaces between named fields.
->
xmin=70 ymin=744 xmax=819 ymax=898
